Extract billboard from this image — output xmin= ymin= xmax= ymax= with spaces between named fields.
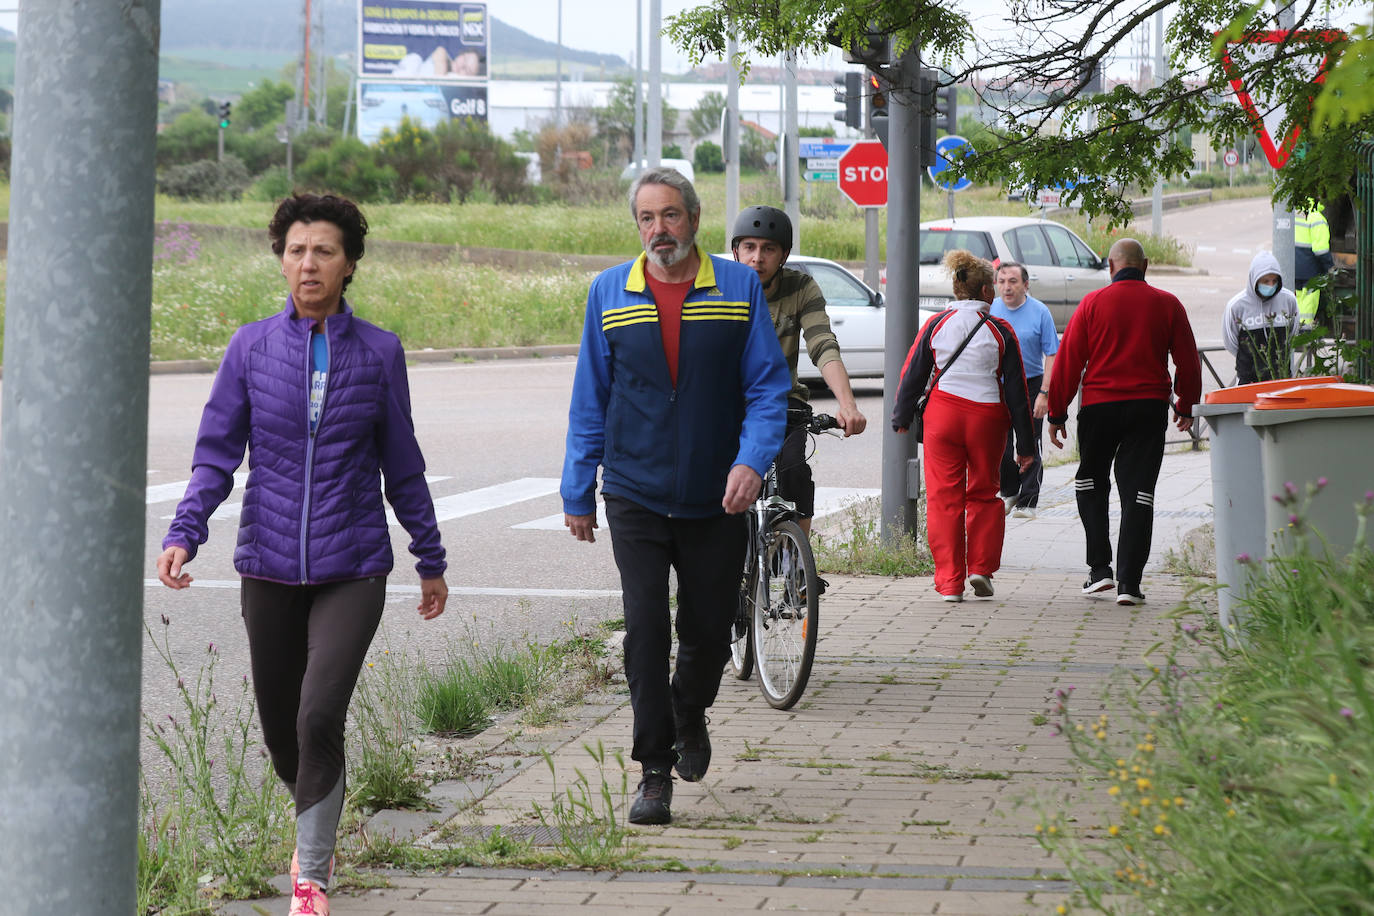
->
xmin=356 ymin=82 xmax=489 ymax=145
xmin=359 ymin=1 xmax=489 ymax=81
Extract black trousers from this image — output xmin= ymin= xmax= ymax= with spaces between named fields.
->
xmin=1000 ymin=374 xmax=1044 ymax=507
xmin=1074 ymin=399 xmax=1168 ymax=594
xmin=776 ymin=397 xmax=815 ymax=517
xmin=604 ymin=495 xmax=748 ymax=772
xmin=240 ymin=575 xmax=386 ymax=814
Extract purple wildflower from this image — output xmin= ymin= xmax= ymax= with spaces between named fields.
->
xmin=1317 ymin=477 xmax=1329 ymax=488
xmin=1236 ymin=553 xmax=1252 ymax=564
xmin=1341 ymin=707 xmax=1354 ymax=719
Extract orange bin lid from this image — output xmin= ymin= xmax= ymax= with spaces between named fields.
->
xmin=1253 ymin=383 xmax=1374 ymax=409
xmin=1203 ymin=375 xmax=1342 ymax=405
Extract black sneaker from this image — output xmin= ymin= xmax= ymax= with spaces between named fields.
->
xmin=628 ymin=768 xmax=673 ymax=825
xmin=1115 ymin=591 xmax=1146 ymax=606
xmin=1082 ymin=575 xmax=1116 ymax=596
xmin=673 ymin=708 xmax=712 ymax=782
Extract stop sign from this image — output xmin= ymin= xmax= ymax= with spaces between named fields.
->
xmin=838 ymin=140 xmax=888 ymax=207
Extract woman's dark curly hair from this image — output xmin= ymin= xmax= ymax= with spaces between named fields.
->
xmin=268 ymin=193 xmax=368 ymax=290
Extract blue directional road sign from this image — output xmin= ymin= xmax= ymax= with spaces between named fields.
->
xmin=927 ymin=135 xmax=974 ymax=192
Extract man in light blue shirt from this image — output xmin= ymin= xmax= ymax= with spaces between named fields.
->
xmin=991 ymin=262 xmax=1059 ymax=518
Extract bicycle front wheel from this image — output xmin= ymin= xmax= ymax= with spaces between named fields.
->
xmin=752 ymin=520 xmax=819 ymax=710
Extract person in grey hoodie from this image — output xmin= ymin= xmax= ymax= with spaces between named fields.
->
xmin=1222 ymin=251 xmax=1301 ymax=385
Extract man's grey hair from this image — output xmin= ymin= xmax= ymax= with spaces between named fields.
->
xmin=996 ymin=261 xmax=1029 ymax=284
xmin=628 ymin=167 xmax=701 ymax=218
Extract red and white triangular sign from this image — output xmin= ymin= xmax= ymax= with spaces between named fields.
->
xmin=1220 ymin=30 xmax=1344 ymax=169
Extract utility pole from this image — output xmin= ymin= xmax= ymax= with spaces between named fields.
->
xmin=0 ymin=0 xmax=160 ymax=909
xmin=1151 ymin=10 xmax=1166 ymax=237
xmin=633 ymin=0 xmax=643 ymax=168
xmin=882 ymin=46 xmax=923 ymax=539
xmin=783 ymin=51 xmax=800 ymax=250
xmin=1272 ymin=0 xmax=1297 ymax=286
xmin=725 ymin=25 xmax=740 ymax=233
xmin=554 ymin=0 xmax=563 ymax=128
xmin=863 ymin=75 xmax=880 ymax=290
xmin=647 ymin=0 xmax=662 ymax=165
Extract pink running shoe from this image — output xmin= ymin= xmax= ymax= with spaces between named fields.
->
xmin=289 ymin=879 xmax=329 ymax=915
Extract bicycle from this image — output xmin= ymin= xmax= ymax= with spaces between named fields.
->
xmin=730 ymin=405 xmax=843 ymax=709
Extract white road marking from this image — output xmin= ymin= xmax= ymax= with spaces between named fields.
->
xmin=154 ymin=474 xmax=452 ymax=520
xmin=1196 ymin=245 xmax=1216 ymax=252
xmin=513 ymin=486 xmax=879 ymax=530
xmin=143 ymin=578 xmax=621 ymax=599
xmin=420 ymin=477 xmax=561 ymax=525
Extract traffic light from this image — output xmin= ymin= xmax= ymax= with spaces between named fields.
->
xmin=868 ymin=72 xmax=890 ymax=149
xmin=935 ymin=85 xmax=956 ymax=135
xmin=825 ymin=21 xmax=891 ymax=68
xmin=834 ymin=72 xmax=862 ymax=130
xmin=218 ymin=101 xmax=231 ymax=129
xmin=918 ymin=71 xmax=937 ymax=168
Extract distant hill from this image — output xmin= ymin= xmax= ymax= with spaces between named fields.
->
xmin=157 ymin=0 xmax=625 ymax=71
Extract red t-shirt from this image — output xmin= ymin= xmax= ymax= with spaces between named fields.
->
xmin=644 ymin=273 xmax=694 ymax=386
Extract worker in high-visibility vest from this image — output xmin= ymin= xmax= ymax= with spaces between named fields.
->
xmin=1294 ymin=203 xmax=1332 ymax=325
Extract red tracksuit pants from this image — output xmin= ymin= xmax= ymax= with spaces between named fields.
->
xmin=923 ymin=389 xmax=1010 ymax=596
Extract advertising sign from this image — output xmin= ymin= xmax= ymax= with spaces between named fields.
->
xmin=360 ymin=1 xmax=489 ymax=81
xmin=357 ymin=82 xmax=488 ymax=144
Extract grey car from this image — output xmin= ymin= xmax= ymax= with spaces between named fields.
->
xmin=918 ymin=216 xmax=1109 ymax=330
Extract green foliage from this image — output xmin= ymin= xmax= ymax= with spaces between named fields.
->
xmin=157 ymin=108 xmax=219 ymax=167
xmin=1037 ymin=502 xmax=1374 ymax=914
xmin=234 ymin=78 xmax=294 ymax=132
xmin=139 ymin=620 xmax=294 ymax=912
xmin=812 ymin=496 xmax=934 ymax=577
xmin=296 ymin=137 xmax=400 ymax=203
xmin=158 ymin=155 xmax=251 ymax=202
xmin=374 ymin=116 xmax=529 ymax=203
xmin=664 ymin=143 xmax=685 ymax=159
xmin=666 ymin=1 xmax=1372 ymax=225
xmin=532 ymin=742 xmax=637 ymax=868
xmin=414 ymin=642 xmax=552 ymax=736
xmin=688 ymin=90 xmax=726 ymax=139
xmin=349 ymin=645 xmax=430 ymax=811
xmin=693 ymin=140 xmax=725 ymax=173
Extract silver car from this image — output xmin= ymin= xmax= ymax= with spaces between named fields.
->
xmin=918 ymin=216 xmax=1109 ymax=330
xmin=785 ymin=254 xmax=936 ymax=382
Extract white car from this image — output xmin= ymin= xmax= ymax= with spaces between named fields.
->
xmin=783 ymin=254 xmax=936 ymax=382
xmin=918 ymin=216 xmax=1109 ymax=330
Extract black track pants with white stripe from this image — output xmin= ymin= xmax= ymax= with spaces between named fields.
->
xmin=1073 ymin=399 xmax=1168 ymax=594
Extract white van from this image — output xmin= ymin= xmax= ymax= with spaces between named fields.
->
xmin=619 ymin=158 xmax=696 ymax=185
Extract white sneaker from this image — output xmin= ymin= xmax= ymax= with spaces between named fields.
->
xmin=1002 ymin=496 xmax=1017 ymax=516
xmin=940 ymin=592 xmax=965 ymax=603
xmin=1012 ymin=506 xmax=1036 ymax=519
xmin=968 ymin=573 xmax=994 ymax=597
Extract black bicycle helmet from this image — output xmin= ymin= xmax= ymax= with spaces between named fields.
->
xmin=730 ymin=206 xmax=793 ymax=251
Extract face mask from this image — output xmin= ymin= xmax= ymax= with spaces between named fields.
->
xmin=1256 ymin=282 xmax=1280 ymax=300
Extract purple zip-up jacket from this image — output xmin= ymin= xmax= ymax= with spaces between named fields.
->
xmin=163 ymin=299 xmax=447 ymax=584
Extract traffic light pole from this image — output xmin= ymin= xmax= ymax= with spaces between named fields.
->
xmin=862 ymin=89 xmax=880 ymax=290
xmin=881 ymin=46 xmax=923 ymax=541
xmin=0 ymin=0 xmax=160 ymax=908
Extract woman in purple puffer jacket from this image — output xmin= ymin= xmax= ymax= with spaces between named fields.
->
xmin=156 ymin=193 xmax=448 ymax=916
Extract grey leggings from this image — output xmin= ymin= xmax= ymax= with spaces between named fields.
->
xmin=241 ymin=575 xmax=386 ymax=885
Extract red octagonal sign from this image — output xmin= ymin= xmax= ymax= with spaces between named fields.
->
xmin=838 ymin=140 xmax=888 ymax=208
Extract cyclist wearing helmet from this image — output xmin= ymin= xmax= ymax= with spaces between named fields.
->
xmin=731 ymin=205 xmax=867 ymax=535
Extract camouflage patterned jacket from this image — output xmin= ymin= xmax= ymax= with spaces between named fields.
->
xmin=767 ymin=267 xmax=843 ymax=402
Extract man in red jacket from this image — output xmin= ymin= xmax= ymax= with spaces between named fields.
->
xmin=1046 ymin=238 xmax=1202 ymax=607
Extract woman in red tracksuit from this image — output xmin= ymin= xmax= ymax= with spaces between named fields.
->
xmin=893 ymin=250 xmax=1035 ymax=601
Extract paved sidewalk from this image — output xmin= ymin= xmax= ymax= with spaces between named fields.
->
xmin=226 ymin=447 xmax=1215 ymax=916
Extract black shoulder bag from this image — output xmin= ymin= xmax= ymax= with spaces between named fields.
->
xmin=912 ymin=312 xmax=990 ymax=443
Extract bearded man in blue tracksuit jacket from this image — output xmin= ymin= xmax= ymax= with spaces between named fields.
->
xmin=561 ymin=167 xmax=789 ymax=826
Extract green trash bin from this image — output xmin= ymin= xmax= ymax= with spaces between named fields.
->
xmin=1245 ymin=383 xmax=1374 ymax=558
xmin=1195 ymin=376 xmax=1341 ymax=631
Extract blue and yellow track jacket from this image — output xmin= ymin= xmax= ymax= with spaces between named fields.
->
xmin=561 ymin=246 xmax=790 ymax=518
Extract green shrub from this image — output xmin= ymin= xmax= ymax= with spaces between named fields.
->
xmin=295 ymin=138 xmax=399 ymax=203
xmin=1186 ymin=172 xmax=1217 ymax=188
xmin=694 ymin=141 xmax=725 ymax=174
xmin=158 ymin=155 xmax=251 ymax=201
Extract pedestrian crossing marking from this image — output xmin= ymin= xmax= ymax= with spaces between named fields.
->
xmin=512 ymin=487 xmax=879 ymax=531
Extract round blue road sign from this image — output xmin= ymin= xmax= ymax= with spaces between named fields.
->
xmin=928 ymin=135 xmax=974 ymax=192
